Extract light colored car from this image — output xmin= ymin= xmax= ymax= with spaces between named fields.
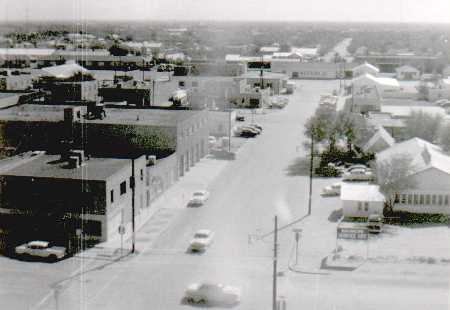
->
xmin=208 ymin=136 xmax=217 ymax=148
xmin=342 ymin=167 xmax=374 ymax=181
xmin=187 ymin=190 xmax=210 ymax=207
xmin=367 ymin=214 xmax=383 ymax=233
xmin=15 ymin=241 xmax=67 ymax=261
xmin=189 ymin=229 xmax=215 ymax=252
xmin=321 ymin=182 xmax=342 ymax=196
xmin=185 ymin=282 xmax=241 ymax=305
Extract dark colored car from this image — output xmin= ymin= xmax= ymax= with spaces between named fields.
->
xmin=236 ymin=115 xmax=245 ymax=122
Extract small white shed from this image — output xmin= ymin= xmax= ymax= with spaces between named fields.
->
xmin=341 ymin=183 xmax=385 ymax=218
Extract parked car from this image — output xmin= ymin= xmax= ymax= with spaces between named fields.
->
xmin=189 ymin=229 xmax=215 ymax=252
xmin=321 ymin=182 xmax=342 ymax=196
xmin=187 ymin=190 xmax=210 ymax=207
xmin=208 ymin=136 xmax=217 ymax=148
xmin=342 ymin=167 xmax=374 ymax=181
xmin=367 ymin=214 xmax=383 ymax=233
xmin=15 ymin=241 xmax=67 ymax=261
xmin=240 ymin=129 xmax=258 ymax=138
xmin=249 ymin=123 xmax=263 ymax=131
xmin=185 ymin=282 xmax=241 ymax=305
xmin=235 ymin=115 xmax=245 ymax=121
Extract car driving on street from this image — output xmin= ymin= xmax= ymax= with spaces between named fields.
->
xmin=184 ymin=282 xmax=241 ymax=305
xmin=187 ymin=190 xmax=210 ymax=207
xmin=189 ymin=229 xmax=215 ymax=252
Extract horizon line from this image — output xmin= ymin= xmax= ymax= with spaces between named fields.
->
xmin=1 ymin=19 xmax=450 ymax=25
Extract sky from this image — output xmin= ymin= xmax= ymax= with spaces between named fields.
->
xmin=1 ymin=0 xmax=450 ymax=24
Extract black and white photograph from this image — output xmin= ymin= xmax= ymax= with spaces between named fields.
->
xmin=0 ymin=0 xmax=450 ymax=309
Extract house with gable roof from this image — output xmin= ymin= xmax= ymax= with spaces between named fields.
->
xmin=376 ymin=137 xmax=450 ymax=214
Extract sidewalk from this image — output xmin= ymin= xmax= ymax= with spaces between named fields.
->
xmin=82 ymin=137 xmax=248 ymax=258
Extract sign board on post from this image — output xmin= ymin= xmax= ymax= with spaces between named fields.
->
xmin=118 ymin=225 xmax=126 ymax=235
xmin=337 ymin=227 xmax=368 ymax=240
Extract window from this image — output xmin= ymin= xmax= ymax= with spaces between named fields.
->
xmin=178 ymin=81 xmax=185 ymax=87
xmin=432 ymin=195 xmax=437 ymax=205
xmin=445 ymin=195 xmax=449 ymax=205
xmin=419 ymin=195 xmax=424 ymax=205
xmin=110 ymin=190 xmax=114 ymax=203
xmin=120 ymin=181 xmax=127 ymax=195
xmin=364 ymin=202 xmax=369 ymax=211
xmin=140 ymin=169 xmax=144 ymax=181
xmin=407 ymin=194 xmax=412 ymax=204
xmin=394 ymin=193 xmax=400 ymax=203
xmin=401 ymin=194 xmax=406 ymax=204
xmin=438 ymin=195 xmax=443 ymax=205
xmin=425 ymin=195 xmax=431 ymax=205
xmin=357 ymin=202 xmax=363 ymax=211
xmin=413 ymin=194 xmax=418 ymax=205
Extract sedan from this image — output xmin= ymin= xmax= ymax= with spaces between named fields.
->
xmin=187 ymin=190 xmax=209 ymax=207
xmin=342 ymin=168 xmax=374 ymax=181
xmin=185 ymin=282 xmax=241 ymax=305
xmin=189 ymin=229 xmax=215 ymax=252
xmin=321 ymin=182 xmax=342 ymax=196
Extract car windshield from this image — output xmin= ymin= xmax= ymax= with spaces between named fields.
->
xmin=194 ymin=233 xmax=208 ymax=239
xmin=4 ymin=8 xmax=449 ymax=310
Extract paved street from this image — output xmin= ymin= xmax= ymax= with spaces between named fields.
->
xmin=2 ymin=80 xmax=449 ymax=310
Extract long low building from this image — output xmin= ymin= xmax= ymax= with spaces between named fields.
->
xmin=0 ymin=104 xmax=209 ymax=177
xmin=0 ymin=48 xmax=152 ymax=70
xmin=271 ymin=60 xmax=355 ymax=79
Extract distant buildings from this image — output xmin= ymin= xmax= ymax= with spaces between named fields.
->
xmin=0 ymin=70 xmax=33 ymax=91
xmin=395 ymin=65 xmax=420 ymax=80
xmin=36 ymin=63 xmax=98 ymax=104
xmin=352 ymin=62 xmax=379 ymax=77
xmin=354 ymin=52 xmax=442 ymax=73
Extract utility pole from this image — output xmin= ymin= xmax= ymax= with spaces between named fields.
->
xmin=272 ymin=215 xmax=278 ymax=310
xmin=131 ymin=158 xmax=136 ymax=253
xmin=308 ymin=129 xmax=314 ymax=215
xmin=228 ymin=109 xmax=232 ymax=152
xmin=152 ymin=80 xmax=155 ymax=106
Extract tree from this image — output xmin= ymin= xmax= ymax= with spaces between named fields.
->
xmin=334 ymin=111 xmax=374 ymax=153
xmin=374 ymin=154 xmax=416 ymax=214
xmin=404 ymin=110 xmax=443 ymax=143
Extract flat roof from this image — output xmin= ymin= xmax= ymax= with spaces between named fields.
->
xmin=0 ymin=104 xmax=201 ymax=126
xmin=238 ymin=71 xmax=288 ymax=80
xmin=341 ymin=183 xmax=385 ymax=202
xmin=0 ymin=152 xmax=131 ymax=181
xmin=0 ymin=93 xmax=19 ymax=100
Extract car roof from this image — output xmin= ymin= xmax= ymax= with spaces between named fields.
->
xmin=28 ymin=240 xmax=49 ymax=247
xmin=196 ymin=229 xmax=212 ymax=235
xmin=193 ymin=190 xmax=207 ymax=195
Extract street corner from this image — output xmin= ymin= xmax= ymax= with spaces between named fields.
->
xmin=320 ymin=250 xmax=366 ymax=272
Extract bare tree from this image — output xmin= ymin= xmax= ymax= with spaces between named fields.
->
xmin=374 ymin=154 xmax=417 ymax=214
xmin=404 ymin=110 xmax=443 ymax=143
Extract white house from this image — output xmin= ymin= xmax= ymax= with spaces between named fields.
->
xmin=363 ymin=126 xmax=395 ymax=153
xmin=341 ymin=183 xmax=385 ymax=218
xmin=352 ymin=73 xmax=400 ymax=98
xmin=395 ymin=65 xmax=420 ymax=80
xmin=376 ymin=138 xmax=450 ymax=215
xmin=352 ymin=62 xmax=379 ymax=77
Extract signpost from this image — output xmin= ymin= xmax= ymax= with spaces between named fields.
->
xmin=292 ymin=228 xmax=302 ymax=265
xmin=118 ymin=224 xmax=125 ymax=255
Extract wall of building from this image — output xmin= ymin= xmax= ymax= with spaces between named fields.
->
xmin=0 ymin=174 xmax=107 ymax=245
xmin=342 ymin=200 xmax=384 ymax=218
xmin=394 ymin=168 xmax=450 ymax=215
xmin=0 ymin=75 xmax=33 ymax=91
xmin=271 ymin=61 xmax=352 ymax=79
xmin=176 ymin=110 xmax=209 ymax=176
xmin=208 ymin=110 xmax=236 ymax=137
